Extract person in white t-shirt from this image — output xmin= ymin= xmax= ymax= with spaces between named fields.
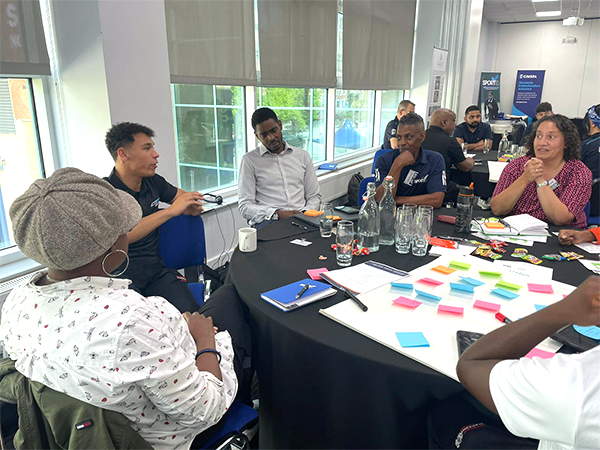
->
xmin=455 ymin=275 xmax=600 ymax=450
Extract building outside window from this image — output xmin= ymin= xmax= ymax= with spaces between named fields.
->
xmin=172 ymin=84 xmax=245 ymax=193
xmin=0 ymin=78 xmax=44 ymax=251
xmin=334 ymin=89 xmax=375 ymax=158
xmin=256 ymin=87 xmax=327 ymax=163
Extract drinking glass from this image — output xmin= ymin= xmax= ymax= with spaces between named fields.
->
xmin=336 ymin=221 xmax=354 ymax=267
xmin=412 ymin=212 xmax=429 ymax=257
xmin=402 ymin=203 xmax=417 ymax=242
xmin=461 ymin=142 xmax=468 ymax=156
xmin=319 ymin=201 xmax=334 ymax=238
xmin=395 ymin=207 xmax=412 ymax=254
xmin=417 ymin=205 xmax=433 ymax=241
xmin=483 ymin=139 xmax=492 ymax=154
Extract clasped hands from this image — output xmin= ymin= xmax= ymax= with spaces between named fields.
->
xmin=522 ymin=158 xmax=546 ymax=184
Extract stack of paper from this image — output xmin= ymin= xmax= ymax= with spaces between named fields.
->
xmin=471 ymin=214 xmax=549 ymax=240
xmin=502 ymin=214 xmax=549 ymax=236
xmin=261 ymin=278 xmax=336 ymax=312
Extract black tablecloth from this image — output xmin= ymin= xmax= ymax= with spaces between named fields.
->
xmin=228 ymin=211 xmax=592 ymax=449
xmin=451 ymin=150 xmax=499 ymax=199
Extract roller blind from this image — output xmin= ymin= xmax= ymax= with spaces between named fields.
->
xmin=257 ymin=0 xmax=337 ymax=88
xmin=342 ymin=0 xmax=416 ymax=90
xmin=0 ymin=0 xmax=50 ymax=76
xmin=165 ymin=0 xmax=256 ymax=86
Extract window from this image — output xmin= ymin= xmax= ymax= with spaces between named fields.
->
xmin=334 ymin=89 xmax=375 ymax=158
xmin=0 ymin=78 xmax=44 ymax=252
xmin=257 ymin=87 xmax=327 ymax=163
xmin=379 ymin=90 xmax=404 ymax=144
xmin=172 ymin=84 xmax=246 ymax=193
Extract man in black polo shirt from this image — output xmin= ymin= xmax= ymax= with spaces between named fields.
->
xmin=581 ymin=103 xmax=600 ymax=180
xmin=374 ymin=113 xmax=446 ymax=208
xmin=105 ymin=122 xmax=204 ymax=313
xmin=422 ymin=108 xmax=474 ymax=202
xmin=382 ymin=100 xmax=415 ymax=149
xmin=454 ymin=105 xmax=493 ymax=151
xmin=519 ymin=102 xmax=553 ymax=146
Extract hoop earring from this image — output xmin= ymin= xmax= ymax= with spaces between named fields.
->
xmin=102 ymin=249 xmax=130 ymax=277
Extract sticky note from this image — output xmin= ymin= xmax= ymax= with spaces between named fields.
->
xmin=396 ymin=332 xmax=430 ymax=348
xmin=450 ymin=283 xmax=475 ymax=293
xmin=391 ymin=282 xmax=413 ymax=290
xmin=432 ymin=265 xmax=456 ymax=275
xmin=525 ymin=348 xmax=555 ymax=359
xmin=534 ymin=304 xmax=547 ymax=311
xmin=449 ymin=261 xmax=471 ymax=270
xmin=528 ymin=283 xmax=554 ymax=294
xmin=473 ymin=300 xmax=501 ymax=312
xmin=418 ymin=277 xmax=444 ymax=286
xmin=392 ymin=297 xmax=421 ymax=309
xmin=479 ymin=270 xmax=502 ymax=277
xmin=484 ymin=221 xmax=505 ymax=229
xmin=415 ymin=290 xmax=443 ymax=301
xmin=491 ymin=288 xmax=519 ymax=299
xmin=574 ymin=325 xmax=600 ymax=340
xmin=496 ymin=281 xmax=523 ymax=291
xmin=459 ymin=276 xmax=485 ymax=287
xmin=438 ymin=305 xmax=464 ymax=316
xmin=307 ymin=268 xmax=328 ymax=280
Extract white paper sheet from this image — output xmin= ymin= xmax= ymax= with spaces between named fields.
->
xmin=321 ymin=261 xmax=409 ymax=294
xmin=493 ymin=260 xmax=554 ymax=281
xmin=488 ymin=161 xmax=508 ymax=183
xmin=578 ymin=259 xmax=600 ymax=274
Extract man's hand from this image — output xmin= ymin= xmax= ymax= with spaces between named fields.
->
xmin=169 ymin=192 xmax=204 ymax=217
xmin=182 ymin=311 xmax=216 ymax=349
xmin=556 ymin=276 xmax=600 ymax=327
xmin=277 ymin=210 xmax=301 ymax=220
xmin=393 ymin=150 xmax=415 ymax=168
xmin=558 ymin=229 xmax=596 ymax=246
xmin=522 ymin=158 xmax=544 ymax=184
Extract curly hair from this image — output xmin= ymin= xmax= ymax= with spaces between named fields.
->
xmin=524 ymin=114 xmax=581 ymax=162
xmin=105 ymin=122 xmax=155 ymax=161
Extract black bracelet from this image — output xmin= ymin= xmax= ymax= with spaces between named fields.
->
xmin=195 ymin=348 xmax=221 ymax=363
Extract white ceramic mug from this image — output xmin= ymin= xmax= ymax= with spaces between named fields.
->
xmin=238 ymin=227 xmax=257 ymax=252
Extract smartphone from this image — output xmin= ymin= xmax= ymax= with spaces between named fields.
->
xmin=334 ymin=205 xmax=360 ymax=214
xmin=456 ymin=330 xmax=484 ymax=357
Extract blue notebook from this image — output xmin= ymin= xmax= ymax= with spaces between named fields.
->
xmin=261 ymin=278 xmax=337 ymax=312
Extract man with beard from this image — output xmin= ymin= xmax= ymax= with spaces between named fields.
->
xmin=454 ymin=105 xmax=493 ymax=152
xmin=238 ymin=107 xmax=322 ymax=228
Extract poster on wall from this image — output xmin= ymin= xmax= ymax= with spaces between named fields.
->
xmin=479 ymin=72 xmax=501 ymax=121
xmin=512 ymin=70 xmax=545 ymax=119
xmin=425 ymin=47 xmax=449 ymax=126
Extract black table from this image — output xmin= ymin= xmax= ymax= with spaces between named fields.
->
xmin=451 ymin=150 xmax=499 ymax=199
xmin=228 ymin=211 xmax=592 ymax=449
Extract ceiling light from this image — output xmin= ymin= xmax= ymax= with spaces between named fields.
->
xmin=536 ymin=11 xmax=562 ymax=17
xmin=532 ymin=0 xmax=560 ymax=3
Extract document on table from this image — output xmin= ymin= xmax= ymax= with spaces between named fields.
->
xmin=578 ymin=259 xmax=600 ymax=274
xmin=488 ymin=161 xmax=508 ymax=183
xmin=320 ymin=260 xmax=409 ymax=294
xmin=551 ymin=232 xmax=600 ymax=254
xmin=493 ymin=260 xmax=553 ymax=281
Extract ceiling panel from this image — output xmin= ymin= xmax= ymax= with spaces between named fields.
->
xmin=484 ymin=0 xmax=600 ymax=23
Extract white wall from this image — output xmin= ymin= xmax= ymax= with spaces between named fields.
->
xmin=489 ymin=19 xmax=599 ymax=118
xmin=458 ymin=0 xmax=484 ymax=117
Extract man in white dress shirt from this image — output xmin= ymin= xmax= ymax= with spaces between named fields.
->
xmin=238 ymin=108 xmax=322 ymax=227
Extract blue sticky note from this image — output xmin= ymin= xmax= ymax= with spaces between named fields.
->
xmin=391 ymin=282 xmax=413 ymax=290
xmin=574 ymin=325 xmax=600 ymax=340
xmin=459 ymin=276 xmax=485 ymax=287
xmin=396 ymin=332 xmax=430 ymax=348
xmin=415 ymin=289 xmax=442 ymax=302
xmin=318 ymin=163 xmax=338 ymax=171
xmin=450 ymin=283 xmax=475 ymax=293
xmin=534 ymin=304 xmax=547 ymax=311
xmin=491 ymin=288 xmax=519 ymax=300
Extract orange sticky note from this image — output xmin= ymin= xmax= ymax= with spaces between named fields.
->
xmin=484 ymin=221 xmax=505 ymax=229
xmin=304 ymin=209 xmax=322 ymax=217
xmin=432 ymin=265 xmax=456 ymax=275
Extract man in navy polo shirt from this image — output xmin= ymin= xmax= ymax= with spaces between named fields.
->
xmin=454 ymin=105 xmax=493 ymax=151
xmin=374 ymin=113 xmax=446 ymax=208
xmin=105 ymin=122 xmax=204 ymax=313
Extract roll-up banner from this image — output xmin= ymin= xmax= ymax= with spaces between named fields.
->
xmin=479 ymin=72 xmax=501 ymax=121
xmin=425 ymin=47 xmax=449 ymax=126
xmin=512 ymin=70 xmax=545 ymax=119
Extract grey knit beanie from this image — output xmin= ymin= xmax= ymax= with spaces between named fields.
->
xmin=9 ymin=167 xmax=142 ymax=270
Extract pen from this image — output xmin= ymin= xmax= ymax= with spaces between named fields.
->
xmin=295 ymin=284 xmax=310 ymax=299
xmin=291 ymin=221 xmax=308 ymax=230
xmin=435 ymin=235 xmax=464 ymax=242
xmin=495 ymin=312 xmax=513 ymax=324
xmin=344 ymin=289 xmax=368 ymax=312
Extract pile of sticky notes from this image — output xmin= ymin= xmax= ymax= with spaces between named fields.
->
xmin=396 ymin=332 xmax=430 ymax=348
xmin=450 ymin=282 xmax=475 ymax=293
xmin=392 ymin=297 xmax=421 ymax=309
xmin=432 ymin=265 xmax=456 ymax=275
xmin=449 ymin=260 xmax=471 ymax=270
xmin=491 ymin=288 xmax=519 ymax=299
xmin=459 ymin=276 xmax=485 ymax=286
xmin=473 ymin=300 xmax=501 ymax=312
xmin=438 ymin=305 xmax=464 ymax=316
xmin=528 ymin=283 xmax=554 ymax=294
xmin=496 ymin=280 xmax=523 ymax=291
xmin=418 ymin=277 xmax=443 ymax=286
xmin=415 ymin=290 xmax=442 ymax=301
xmin=307 ymin=268 xmax=328 ymax=280
xmin=391 ymin=282 xmax=413 ymax=290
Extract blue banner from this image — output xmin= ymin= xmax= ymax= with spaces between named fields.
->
xmin=512 ymin=70 xmax=545 ymax=119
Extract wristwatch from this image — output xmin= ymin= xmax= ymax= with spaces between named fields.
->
xmin=537 ymin=180 xmax=549 ymax=189
xmin=271 ymin=211 xmax=280 ymax=220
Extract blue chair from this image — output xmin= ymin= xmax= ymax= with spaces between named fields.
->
xmin=202 ymin=401 xmax=259 ymax=449
xmin=158 ymin=214 xmax=208 ymax=305
xmin=358 ymin=176 xmax=375 ymax=206
xmin=371 ymin=148 xmax=394 ymax=175
xmin=584 ymin=178 xmax=600 ymax=226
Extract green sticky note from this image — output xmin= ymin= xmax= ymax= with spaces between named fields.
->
xmin=479 ymin=270 xmax=502 ymax=277
xmin=449 ymin=260 xmax=471 ymax=270
xmin=496 ymin=280 xmax=523 ymax=291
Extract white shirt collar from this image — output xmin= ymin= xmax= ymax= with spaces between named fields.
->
xmin=259 ymin=141 xmax=292 ymax=156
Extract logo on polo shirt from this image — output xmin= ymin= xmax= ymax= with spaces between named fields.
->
xmin=151 ymin=197 xmax=160 ymax=208
xmin=414 ymin=174 xmax=429 ymax=184
xmin=404 ymin=169 xmax=418 ymax=186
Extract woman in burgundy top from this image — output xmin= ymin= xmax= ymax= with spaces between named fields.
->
xmin=491 ymin=114 xmax=592 ymax=228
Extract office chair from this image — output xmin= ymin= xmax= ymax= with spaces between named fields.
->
xmin=371 ymin=148 xmax=393 ymax=175
xmin=158 ymin=214 xmax=209 ymax=305
xmin=584 ymin=178 xmax=600 ymax=226
xmin=202 ymin=401 xmax=259 ymax=449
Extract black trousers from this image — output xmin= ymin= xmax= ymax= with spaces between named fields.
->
xmin=121 ymin=257 xmax=199 ymax=313
xmin=428 ymin=393 xmax=539 ymax=449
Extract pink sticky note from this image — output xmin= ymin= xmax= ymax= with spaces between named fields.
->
xmin=392 ymin=296 xmax=421 ymax=309
xmin=438 ymin=305 xmax=464 ymax=316
xmin=418 ymin=277 xmax=444 ymax=286
xmin=525 ymin=348 xmax=555 ymax=359
xmin=307 ymin=268 xmax=328 ymax=280
xmin=473 ymin=300 xmax=501 ymax=312
xmin=528 ymin=283 xmax=554 ymax=294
